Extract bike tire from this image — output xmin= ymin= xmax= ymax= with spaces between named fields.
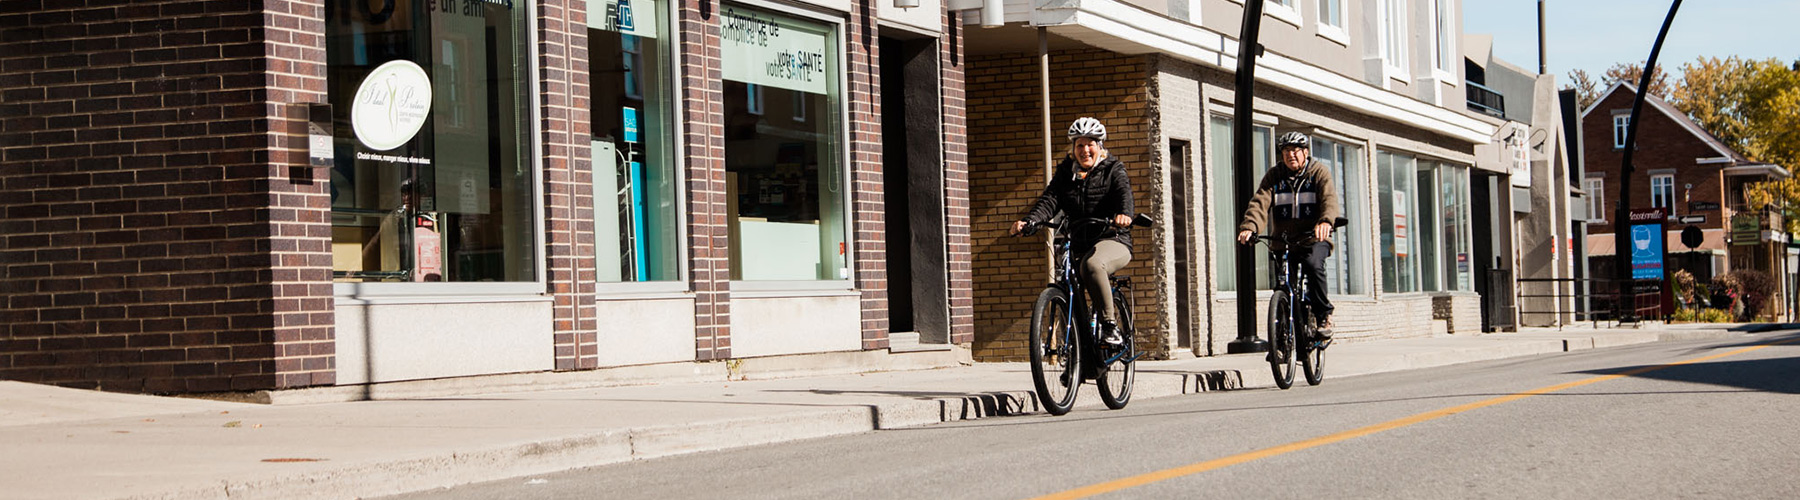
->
xmin=1029 ymin=287 xmax=1080 ymax=415
xmin=1302 ymin=333 xmax=1326 ymax=385
xmin=1097 ymin=288 xmax=1135 ymax=410
xmin=1268 ymin=292 xmax=1297 ymax=390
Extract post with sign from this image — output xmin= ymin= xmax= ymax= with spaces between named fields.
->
xmin=1625 ymin=208 xmax=1666 ymax=321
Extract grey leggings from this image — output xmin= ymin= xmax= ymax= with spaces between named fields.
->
xmin=1080 ymin=240 xmax=1132 ymax=323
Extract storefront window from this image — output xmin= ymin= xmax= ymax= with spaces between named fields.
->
xmin=1437 ymin=163 xmax=1473 ymax=291
xmin=1209 ymin=116 xmax=1272 ymax=292
xmin=720 ymin=6 xmax=848 ymax=281
xmin=1378 ymin=151 xmax=1419 ymax=293
xmin=589 ymin=0 xmax=679 ymax=282
xmin=326 ymin=0 xmax=535 ymax=283
xmin=1313 ymin=137 xmax=1367 ymax=295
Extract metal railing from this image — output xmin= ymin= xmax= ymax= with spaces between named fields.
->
xmin=1466 ymin=81 xmax=1506 ymax=119
xmin=1516 ymin=277 xmax=1663 ymax=328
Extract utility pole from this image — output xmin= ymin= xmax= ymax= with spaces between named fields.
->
xmin=1615 ymin=0 xmax=1683 ymax=320
xmin=1228 ymin=0 xmax=1270 ymax=354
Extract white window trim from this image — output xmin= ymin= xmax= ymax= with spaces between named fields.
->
xmin=1266 ymin=0 xmax=1304 ymax=27
xmin=1378 ymin=0 xmax=1410 ymax=82
xmin=1316 ymin=0 xmax=1349 ymax=47
xmin=1615 ymin=115 xmax=1632 ymax=148
xmin=1650 ymin=174 xmax=1675 ymax=210
xmin=1316 ymin=23 xmax=1349 ymax=47
xmin=1584 ymin=177 xmax=1607 ymax=223
xmin=1428 ymin=0 xmax=1457 ymax=83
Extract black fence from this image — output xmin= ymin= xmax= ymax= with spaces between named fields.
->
xmin=1516 ymin=277 xmax=1663 ymax=328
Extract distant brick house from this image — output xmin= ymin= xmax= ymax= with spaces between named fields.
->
xmin=1579 ymin=82 xmax=1791 ymax=313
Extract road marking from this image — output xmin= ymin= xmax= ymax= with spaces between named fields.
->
xmin=1032 ymin=336 xmax=1798 ymax=500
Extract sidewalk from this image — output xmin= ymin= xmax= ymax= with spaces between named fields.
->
xmin=0 ymin=323 xmax=1781 ymax=500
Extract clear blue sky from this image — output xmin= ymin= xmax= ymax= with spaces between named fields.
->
xmin=1462 ymin=0 xmax=1800 ymax=82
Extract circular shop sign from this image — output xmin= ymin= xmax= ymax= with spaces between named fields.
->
xmin=351 ymin=60 xmax=433 ymax=151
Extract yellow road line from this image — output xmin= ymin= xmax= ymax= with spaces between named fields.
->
xmin=1033 ymin=337 xmax=1797 ymax=500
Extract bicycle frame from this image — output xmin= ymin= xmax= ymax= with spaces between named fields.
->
xmin=1045 ymin=219 xmax=1137 ymax=368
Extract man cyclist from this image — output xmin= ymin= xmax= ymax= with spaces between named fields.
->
xmin=1236 ymin=132 xmax=1341 ymax=337
xmin=1009 ymin=117 xmax=1135 ymax=346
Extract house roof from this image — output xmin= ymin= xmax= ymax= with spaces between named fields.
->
xmin=1579 ymin=82 xmax=1747 ymax=162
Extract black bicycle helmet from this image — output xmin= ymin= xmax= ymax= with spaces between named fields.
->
xmin=1276 ymin=131 xmax=1310 ymax=150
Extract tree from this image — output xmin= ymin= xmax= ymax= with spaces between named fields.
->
xmin=1603 ymin=62 xmax=1672 ymax=99
xmin=1565 ymin=69 xmax=1600 ymax=109
xmin=1743 ymin=177 xmax=1800 ymax=237
xmin=1670 ymin=57 xmax=1800 ymax=171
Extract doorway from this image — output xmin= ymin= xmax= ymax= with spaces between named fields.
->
xmin=880 ymin=32 xmax=949 ymax=345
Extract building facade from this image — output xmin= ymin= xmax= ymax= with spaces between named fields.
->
xmin=961 ymin=0 xmax=1499 ymax=360
xmin=1 ymin=0 xmax=974 ymax=394
xmin=1579 ymin=83 xmax=1791 ymax=317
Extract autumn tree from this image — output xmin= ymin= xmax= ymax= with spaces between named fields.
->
xmin=1565 ymin=69 xmax=1600 ymax=109
xmin=1670 ymin=57 xmax=1800 ymax=171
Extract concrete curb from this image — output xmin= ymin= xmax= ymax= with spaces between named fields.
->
xmin=100 ymin=329 xmax=1760 ymax=500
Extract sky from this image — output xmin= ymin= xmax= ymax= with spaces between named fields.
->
xmin=1461 ymin=0 xmax=1800 ymax=83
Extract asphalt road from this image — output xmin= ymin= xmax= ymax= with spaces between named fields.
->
xmin=387 ymin=332 xmax=1800 ymax=500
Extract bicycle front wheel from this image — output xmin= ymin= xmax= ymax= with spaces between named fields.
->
xmin=1268 ymin=292 xmax=1297 ymax=390
xmin=1097 ymin=288 xmax=1135 ymax=410
xmin=1029 ymin=287 xmax=1080 ymax=415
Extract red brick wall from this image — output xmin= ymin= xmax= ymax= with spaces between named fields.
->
xmin=1581 ymin=87 xmax=1729 ymax=237
xmin=679 ymin=2 xmax=731 ymax=360
xmin=966 ymin=49 xmax=1156 ymax=361
xmin=540 ymin=0 xmax=600 ymax=370
xmin=847 ymin=0 xmax=889 ymax=350
xmin=0 ymin=0 xmax=334 ymax=393
xmin=941 ymin=10 xmax=973 ymax=345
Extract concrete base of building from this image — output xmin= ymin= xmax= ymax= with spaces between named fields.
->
xmin=197 ymin=347 xmax=972 ymax=405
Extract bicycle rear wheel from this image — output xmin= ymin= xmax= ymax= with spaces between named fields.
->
xmin=1029 ymin=287 xmax=1080 ymax=415
xmin=1097 ymin=288 xmax=1135 ymax=410
xmin=1268 ymin=292 xmax=1297 ymax=390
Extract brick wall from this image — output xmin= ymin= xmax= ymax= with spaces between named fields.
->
xmin=966 ymin=49 xmax=1158 ymax=361
xmin=847 ymin=0 xmax=889 ymax=350
xmin=941 ymin=10 xmax=973 ymax=345
xmin=0 ymin=0 xmax=334 ymax=392
xmin=678 ymin=2 xmax=730 ymax=360
xmin=540 ymin=0 xmax=599 ymax=370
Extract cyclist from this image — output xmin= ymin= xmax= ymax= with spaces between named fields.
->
xmin=1009 ymin=117 xmax=1135 ymax=346
xmin=1236 ymin=132 xmax=1341 ymax=337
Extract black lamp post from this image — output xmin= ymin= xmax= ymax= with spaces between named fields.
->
xmin=1613 ymin=0 xmax=1682 ymax=321
xmin=1228 ymin=0 xmax=1270 ymax=354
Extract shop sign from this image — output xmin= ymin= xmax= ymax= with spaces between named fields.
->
xmin=1690 ymin=201 xmax=1721 ymax=211
xmin=352 ymin=60 xmax=433 ymax=151
xmin=588 ymin=0 xmax=657 ymax=38
xmin=721 ymin=6 xmax=832 ymax=95
xmin=1393 ymin=190 xmax=1409 ymax=257
xmin=623 ymin=107 xmax=639 ymax=143
xmin=1629 ymin=208 xmax=1664 ymax=280
xmin=1731 ymin=213 xmax=1762 ymax=246
xmin=1507 ymin=122 xmax=1531 ymax=188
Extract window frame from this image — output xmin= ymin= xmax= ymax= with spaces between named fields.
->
xmin=1584 ymin=176 xmax=1607 ymax=223
xmin=1428 ymin=0 xmax=1457 ymax=82
xmin=721 ymin=0 xmax=857 ymax=291
xmin=1612 ymin=114 xmax=1631 ymax=149
xmin=590 ymin=0 xmax=692 ymax=295
xmin=1377 ymin=0 xmax=1410 ymax=81
xmin=1650 ymin=174 xmax=1675 ymax=212
xmin=1316 ymin=0 xmax=1349 ymax=46
xmin=331 ymin=0 xmax=548 ymax=299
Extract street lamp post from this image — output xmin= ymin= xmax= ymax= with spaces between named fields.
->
xmin=1229 ymin=0 xmax=1270 ymax=354
xmin=1614 ymin=0 xmax=1683 ymax=321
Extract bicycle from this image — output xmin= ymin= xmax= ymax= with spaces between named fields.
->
xmin=1247 ymin=217 xmax=1346 ymax=389
xmin=1022 ymin=214 xmax=1154 ymax=415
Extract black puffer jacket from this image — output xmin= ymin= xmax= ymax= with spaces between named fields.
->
xmin=1019 ymin=155 xmax=1134 ymax=250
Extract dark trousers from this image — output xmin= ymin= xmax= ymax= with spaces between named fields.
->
xmin=1297 ymin=241 xmax=1333 ymax=320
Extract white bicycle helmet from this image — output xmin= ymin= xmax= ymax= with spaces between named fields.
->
xmin=1276 ymin=131 xmax=1310 ymax=150
xmin=1067 ymin=117 xmax=1107 ymax=142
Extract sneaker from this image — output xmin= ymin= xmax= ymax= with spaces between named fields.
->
xmin=1315 ymin=316 xmax=1334 ymax=338
xmin=1100 ymin=320 xmax=1124 ymax=345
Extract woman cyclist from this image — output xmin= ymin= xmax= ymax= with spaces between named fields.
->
xmin=1009 ymin=117 xmax=1135 ymax=345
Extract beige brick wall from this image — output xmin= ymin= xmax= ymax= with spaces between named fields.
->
xmin=967 ymin=49 xmax=1159 ymax=361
